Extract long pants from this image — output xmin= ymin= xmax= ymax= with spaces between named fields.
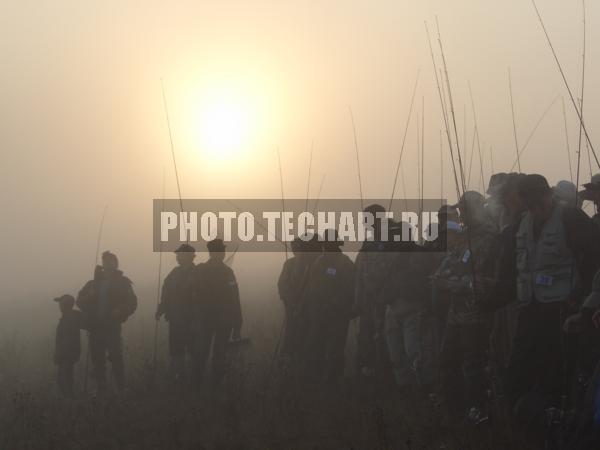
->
xmin=192 ymin=319 xmax=232 ymax=387
xmin=385 ymin=308 xmax=421 ymax=388
xmin=439 ymin=320 xmax=492 ymax=417
xmin=57 ymin=363 xmax=75 ymax=397
xmin=168 ymin=317 xmax=193 ymax=381
xmin=89 ymin=325 xmax=124 ymax=392
xmin=504 ymin=301 xmax=565 ymax=411
xmin=303 ymin=305 xmax=350 ymax=384
xmin=356 ymin=310 xmax=389 ymax=376
xmin=419 ymin=313 xmax=442 ymax=391
xmin=356 ymin=310 xmax=376 ymax=372
xmin=489 ymin=302 xmax=519 ymax=374
xmin=281 ymin=304 xmax=307 ymax=361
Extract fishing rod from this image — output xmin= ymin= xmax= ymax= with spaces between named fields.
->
xmin=531 ymin=0 xmax=599 ymax=169
xmin=388 ymin=70 xmax=420 ymax=212
xmin=440 ymin=130 xmax=444 ymax=201
xmin=561 ymin=97 xmax=574 ymax=183
xmin=348 ymin=107 xmax=365 ymax=212
xmin=436 ymin=17 xmax=467 ymax=196
xmin=160 ymin=79 xmax=185 ymax=215
xmin=435 ymin=18 xmax=485 ymax=317
xmin=420 ymin=97 xmax=425 ymax=238
xmin=84 ymin=204 xmax=108 ymax=393
xmin=508 ymin=68 xmax=522 ymax=173
xmin=467 ymin=126 xmax=477 ymax=189
xmin=224 ymin=244 xmax=240 ymax=265
xmin=93 ymin=205 xmax=108 ymax=271
xmin=312 ymin=174 xmax=326 ymax=216
xmin=425 ymin=21 xmax=461 ymax=202
xmin=305 ymin=141 xmax=313 ymax=212
xmin=468 ymin=82 xmax=486 ymax=192
xmin=417 ymin=112 xmax=421 ymax=218
xmin=509 ymin=96 xmax=560 ymax=171
xmin=577 ymin=0 xmax=587 ymax=180
xmin=276 ymin=147 xmax=289 ymax=259
xmin=152 ymin=171 xmax=165 ymax=378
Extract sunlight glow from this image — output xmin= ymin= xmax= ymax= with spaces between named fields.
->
xmin=186 ymin=78 xmax=271 ymax=164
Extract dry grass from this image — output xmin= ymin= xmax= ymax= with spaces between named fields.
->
xmin=0 ymin=296 xmax=516 ymax=450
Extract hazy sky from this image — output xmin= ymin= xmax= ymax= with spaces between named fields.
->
xmin=1 ymin=0 xmax=599 ymax=306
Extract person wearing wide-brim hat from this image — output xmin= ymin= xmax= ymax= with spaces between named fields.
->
xmin=579 ymin=173 xmax=600 ymax=228
xmin=191 ymin=239 xmax=242 ymax=388
xmin=155 ymin=243 xmax=197 ymax=385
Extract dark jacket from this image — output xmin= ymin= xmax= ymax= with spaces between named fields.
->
xmin=277 ymin=254 xmax=316 ymax=309
xmin=302 ymin=250 xmax=356 ymax=317
xmin=378 ymin=242 xmax=431 ymax=317
xmin=76 ymin=269 xmax=137 ymax=327
xmin=54 ymin=310 xmax=86 ymax=365
xmin=157 ymin=264 xmax=196 ymax=322
xmin=195 ymin=259 xmax=242 ymax=332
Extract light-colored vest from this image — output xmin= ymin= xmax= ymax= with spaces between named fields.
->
xmin=516 ymin=205 xmax=579 ymax=303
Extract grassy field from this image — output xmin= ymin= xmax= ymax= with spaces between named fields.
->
xmin=0 ymin=286 xmax=520 ymax=450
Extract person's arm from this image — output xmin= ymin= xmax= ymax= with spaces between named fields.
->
xmin=76 ymin=281 xmax=94 ymax=313
xmin=155 ymin=271 xmax=172 ymax=320
xmin=115 ymin=278 xmax=137 ymax=322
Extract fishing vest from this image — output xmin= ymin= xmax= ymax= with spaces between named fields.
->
xmin=515 ymin=205 xmax=579 ymax=304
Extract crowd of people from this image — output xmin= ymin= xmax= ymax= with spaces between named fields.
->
xmin=276 ymin=172 xmax=600 ymax=448
xmin=52 ymin=171 xmax=600 ymax=448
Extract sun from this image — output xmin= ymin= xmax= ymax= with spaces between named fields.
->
xmin=189 ymin=83 xmax=262 ymax=162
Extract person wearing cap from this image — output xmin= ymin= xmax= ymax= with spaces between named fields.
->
xmin=155 ymin=244 xmax=197 ymax=385
xmin=192 ymin=239 xmax=243 ymax=387
xmin=53 ymin=294 xmax=86 ymax=397
xmin=354 ymin=203 xmax=397 ymax=379
xmin=277 ymin=234 xmax=322 ymax=363
xmin=579 ymin=173 xmax=600 ymax=228
xmin=502 ymin=174 xmax=600 ymax=431
xmin=434 ymin=190 xmax=498 ymax=425
xmin=554 ymin=180 xmax=581 ymax=209
xmin=76 ymin=251 xmax=137 ymax=393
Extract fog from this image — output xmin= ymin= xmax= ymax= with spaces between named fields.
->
xmin=1 ymin=0 xmax=599 ymax=320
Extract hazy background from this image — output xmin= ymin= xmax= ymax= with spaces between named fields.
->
xmin=1 ymin=0 xmax=599 ymax=336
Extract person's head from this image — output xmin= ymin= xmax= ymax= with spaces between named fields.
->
xmin=487 ymin=172 xmax=509 ymax=198
xmin=454 ymin=191 xmax=485 ymax=226
xmin=174 ymin=244 xmax=196 ymax=266
xmin=101 ymin=251 xmax=118 ymax=272
xmin=54 ymin=294 xmax=75 ymax=314
xmin=501 ymin=173 xmax=527 ymax=216
xmin=517 ymin=174 xmax=554 ymax=220
xmin=206 ymin=239 xmax=226 ymax=262
xmin=291 ymin=237 xmax=303 ymax=256
xmin=296 ymin=232 xmax=322 ymax=256
xmin=322 ymin=228 xmax=342 ymax=252
xmin=554 ymin=180 xmax=578 ymax=208
xmin=579 ymin=173 xmax=600 ymax=207
xmin=363 ymin=203 xmax=386 ymax=240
